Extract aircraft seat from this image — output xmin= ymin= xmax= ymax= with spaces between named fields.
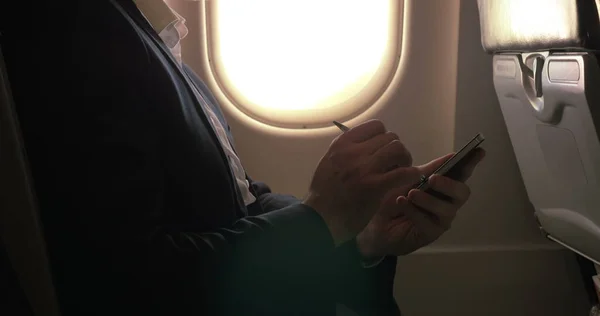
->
xmin=477 ymin=0 xmax=600 ymax=265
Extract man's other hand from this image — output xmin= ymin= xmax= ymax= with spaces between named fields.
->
xmin=356 ymin=148 xmax=485 ymax=258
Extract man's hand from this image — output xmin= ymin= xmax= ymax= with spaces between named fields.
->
xmin=303 ymin=120 xmax=421 ymax=246
xmin=356 ymin=148 xmax=486 ymax=258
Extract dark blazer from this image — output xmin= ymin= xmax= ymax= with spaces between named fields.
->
xmin=0 ymin=1 xmax=400 ymax=315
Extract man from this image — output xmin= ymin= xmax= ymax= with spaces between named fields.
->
xmin=0 ymin=0 xmax=484 ymax=315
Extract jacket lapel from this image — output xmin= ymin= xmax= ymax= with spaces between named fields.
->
xmin=114 ymin=0 xmax=249 ymax=215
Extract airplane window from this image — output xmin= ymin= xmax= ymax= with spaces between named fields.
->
xmin=205 ymin=0 xmax=402 ymax=128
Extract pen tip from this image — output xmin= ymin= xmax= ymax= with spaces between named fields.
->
xmin=332 ymin=120 xmax=349 ymax=132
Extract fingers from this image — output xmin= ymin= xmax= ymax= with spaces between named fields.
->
xmin=381 ymin=150 xmax=485 ymax=245
xmin=397 ymin=196 xmax=444 ymax=235
xmin=335 ymin=120 xmax=414 ymax=173
xmin=418 ymin=152 xmax=455 ymax=176
xmin=428 ymin=175 xmax=471 ymax=205
xmin=380 ymin=166 xmax=422 ymax=188
xmin=381 ymin=185 xmax=411 ymax=206
xmin=360 ymin=131 xmax=399 ymax=155
xmin=344 ymin=119 xmax=386 ymax=143
xmin=369 ymin=140 xmax=413 ymax=172
xmin=402 ymin=175 xmax=473 ymax=230
xmin=406 ymin=189 xmax=455 ymax=229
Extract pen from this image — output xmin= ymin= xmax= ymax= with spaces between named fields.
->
xmin=332 ymin=120 xmax=350 ymax=132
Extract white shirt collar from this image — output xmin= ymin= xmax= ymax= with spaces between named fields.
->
xmin=133 ymin=0 xmax=189 ymax=65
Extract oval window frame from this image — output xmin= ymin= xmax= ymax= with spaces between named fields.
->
xmin=203 ymin=0 xmax=404 ymax=129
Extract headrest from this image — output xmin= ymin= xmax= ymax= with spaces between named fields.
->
xmin=478 ymin=0 xmax=600 ymax=53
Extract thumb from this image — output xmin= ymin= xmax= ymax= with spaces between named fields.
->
xmin=417 ymin=152 xmax=455 ymax=176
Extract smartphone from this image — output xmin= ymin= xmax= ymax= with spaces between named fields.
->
xmin=415 ymin=133 xmax=485 ymax=201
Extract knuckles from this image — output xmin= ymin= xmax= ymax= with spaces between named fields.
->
xmin=387 ymin=140 xmax=413 ymax=165
xmin=327 ymin=123 xmax=415 ymax=192
xmin=385 ymin=131 xmax=400 ymax=141
xmin=364 ymin=119 xmax=386 ymax=132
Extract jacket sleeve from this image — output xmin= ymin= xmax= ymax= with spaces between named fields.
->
xmin=249 ymin=179 xmax=402 ymax=315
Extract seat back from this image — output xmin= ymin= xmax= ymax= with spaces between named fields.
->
xmin=477 ymin=0 xmax=600 ymax=265
xmin=0 ymin=37 xmax=61 ymax=315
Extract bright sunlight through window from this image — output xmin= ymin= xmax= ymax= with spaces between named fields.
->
xmin=206 ymin=0 xmax=401 ymax=128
